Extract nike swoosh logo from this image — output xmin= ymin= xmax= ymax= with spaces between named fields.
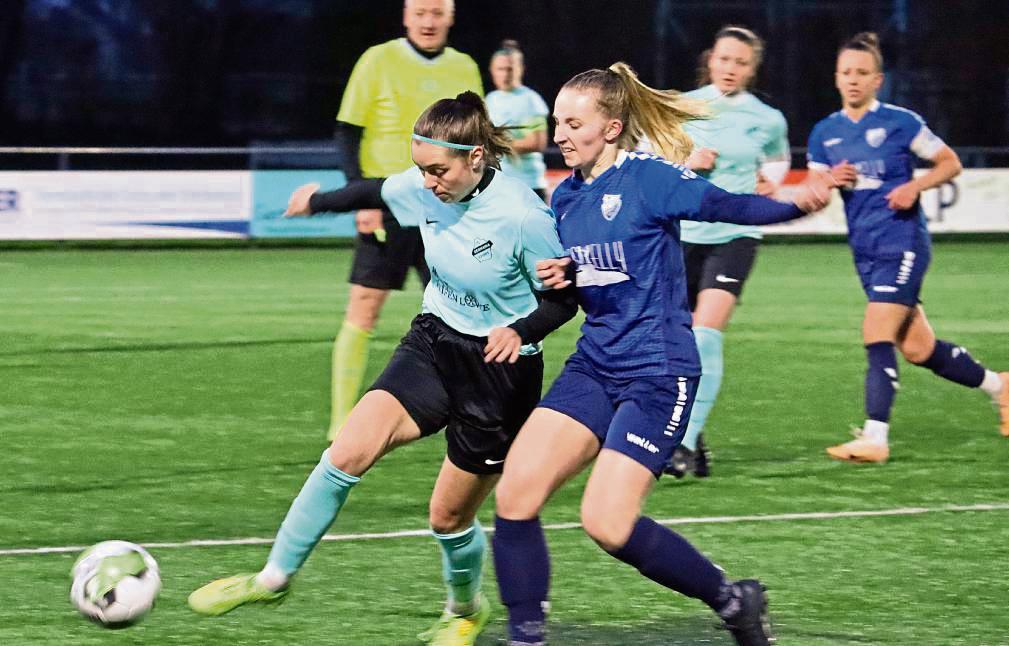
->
xmin=715 ymin=274 xmax=739 ymax=283
xmin=484 ymin=458 xmax=505 ymax=466
xmin=425 ymin=219 xmax=438 ymax=225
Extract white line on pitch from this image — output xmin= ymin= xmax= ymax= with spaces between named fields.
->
xmin=3 ymin=502 xmax=1007 ymax=557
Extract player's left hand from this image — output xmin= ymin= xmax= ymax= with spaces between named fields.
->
xmin=792 ymin=173 xmax=832 ymax=213
xmin=886 ymin=181 xmax=920 ymax=211
xmin=536 ymin=257 xmax=572 ymax=289
xmin=284 ymin=183 xmax=320 ymax=217
xmin=484 ymin=327 xmax=523 ymax=364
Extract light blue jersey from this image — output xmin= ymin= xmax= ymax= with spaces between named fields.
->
xmin=807 ymin=100 xmax=945 ymax=254
xmin=486 ymin=86 xmax=549 ymax=190
xmin=381 ymin=168 xmax=564 ymax=348
xmin=682 ymin=85 xmax=789 ymax=245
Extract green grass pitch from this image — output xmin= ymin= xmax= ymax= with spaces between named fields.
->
xmin=0 ymin=242 xmax=1006 ymax=645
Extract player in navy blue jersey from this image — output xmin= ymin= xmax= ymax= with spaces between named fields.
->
xmin=490 ymin=63 xmax=830 ymax=646
xmin=807 ymin=33 xmax=1009 ymax=464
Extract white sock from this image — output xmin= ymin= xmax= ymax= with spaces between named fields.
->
xmin=256 ymin=562 xmax=290 ymax=591
xmin=979 ymin=370 xmax=1003 ymax=398
xmin=862 ymin=419 xmax=889 ymax=444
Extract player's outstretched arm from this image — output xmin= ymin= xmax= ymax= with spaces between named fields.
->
xmin=694 ymin=174 xmax=830 ymax=225
xmin=284 ymin=179 xmax=385 ymax=217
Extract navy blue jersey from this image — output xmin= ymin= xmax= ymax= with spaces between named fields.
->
xmin=807 ymin=100 xmax=946 ymax=253
xmin=551 ymin=151 xmax=803 ymax=379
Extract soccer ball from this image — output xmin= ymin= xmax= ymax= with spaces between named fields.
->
xmin=70 ymin=540 xmax=161 ymax=628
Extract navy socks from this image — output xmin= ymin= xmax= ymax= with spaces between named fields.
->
xmin=493 ymin=516 xmax=550 ymax=644
xmin=865 ymin=342 xmax=899 ymax=422
xmin=916 ymin=339 xmax=986 ymax=388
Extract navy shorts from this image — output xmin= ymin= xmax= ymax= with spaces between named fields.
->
xmin=369 ymin=314 xmax=543 ymax=475
xmin=538 ymin=353 xmax=698 ymax=477
xmin=853 ymin=239 xmax=931 ymax=306
xmin=350 ymin=209 xmax=430 ymax=290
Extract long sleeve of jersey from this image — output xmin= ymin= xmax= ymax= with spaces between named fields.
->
xmin=508 ymin=284 xmax=578 ymax=344
xmin=636 ymin=154 xmax=804 ymax=227
xmin=308 ymin=178 xmax=385 ymax=214
xmin=694 ymin=185 xmax=804 ymax=225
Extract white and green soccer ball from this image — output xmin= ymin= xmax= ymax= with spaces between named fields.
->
xmin=70 ymin=540 xmax=161 ymax=628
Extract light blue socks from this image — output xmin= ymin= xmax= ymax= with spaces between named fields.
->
xmin=266 ymin=451 xmax=360 ymax=577
xmin=434 ymin=521 xmax=487 ymax=613
xmin=682 ymin=327 xmax=724 ymax=451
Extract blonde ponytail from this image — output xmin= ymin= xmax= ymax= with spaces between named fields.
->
xmin=563 ymin=63 xmax=708 ymax=164
xmin=607 ymin=62 xmax=709 ymax=163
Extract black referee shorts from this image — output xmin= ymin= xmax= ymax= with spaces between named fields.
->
xmin=349 ymin=208 xmax=430 ymax=290
xmin=683 ymin=237 xmax=760 ymax=311
xmin=368 ymin=314 xmax=543 ymax=475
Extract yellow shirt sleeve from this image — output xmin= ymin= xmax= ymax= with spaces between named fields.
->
xmin=336 ymin=47 xmax=379 ymax=127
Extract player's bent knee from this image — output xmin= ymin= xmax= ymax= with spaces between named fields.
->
xmin=428 ymin=502 xmax=472 ymax=535
xmin=580 ymin=505 xmax=633 ymax=553
xmin=494 ymin=477 xmax=547 ymax=520
xmin=900 ymin=340 xmax=933 ymax=365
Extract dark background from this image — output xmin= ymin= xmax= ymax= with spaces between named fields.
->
xmin=2 ymin=0 xmax=1007 ymax=150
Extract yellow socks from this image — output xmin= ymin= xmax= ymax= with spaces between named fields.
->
xmin=328 ymin=321 xmax=371 ymax=440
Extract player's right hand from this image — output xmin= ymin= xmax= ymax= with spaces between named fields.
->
xmin=355 ymin=209 xmax=384 ymax=235
xmin=284 ymin=183 xmax=321 ymax=217
xmin=686 ymin=147 xmax=718 ymax=171
xmin=536 ymin=257 xmax=572 ymax=289
xmin=828 ymin=160 xmax=858 ymax=189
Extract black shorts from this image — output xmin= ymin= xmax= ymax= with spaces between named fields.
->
xmin=683 ymin=237 xmax=759 ymax=311
xmin=368 ymin=314 xmax=543 ymax=475
xmin=349 ymin=209 xmax=430 ymax=290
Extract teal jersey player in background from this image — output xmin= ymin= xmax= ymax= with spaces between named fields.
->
xmin=188 ymin=93 xmax=576 ymax=646
xmin=486 ymin=40 xmax=550 ymax=200
xmin=666 ymin=26 xmax=791 ymax=479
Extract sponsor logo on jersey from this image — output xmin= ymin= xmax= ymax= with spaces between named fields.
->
xmin=569 ymin=241 xmax=630 ymax=287
xmin=824 ymin=137 xmax=843 ymax=147
xmin=865 ymin=127 xmax=887 ymax=148
xmin=430 ymin=269 xmax=491 ymax=312
xmin=626 ymin=432 xmax=660 ymax=454
xmin=601 ymin=194 xmax=622 ymax=221
xmin=471 ymin=238 xmax=494 ymax=263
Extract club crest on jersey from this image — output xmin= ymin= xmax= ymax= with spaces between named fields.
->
xmin=471 ymin=238 xmax=494 ymax=263
xmin=865 ymin=127 xmax=887 ymax=148
xmin=600 ymin=194 xmax=622 ymax=221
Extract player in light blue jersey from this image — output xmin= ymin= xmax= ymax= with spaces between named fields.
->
xmin=665 ymin=26 xmax=791 ymax=479
xmin=486 ymin=40 xmax=550 ymax=200
xmin=188 ymin=93 xmax=577 ymax=646
xmin=807 ymin=33 xmax=1009 ymax=464
xmin=491 ymin=63 xmax=830 ymax=646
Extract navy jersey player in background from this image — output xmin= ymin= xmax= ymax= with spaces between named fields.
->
xmin=490 ymin=63 xmax=830 ymax=646
xmin=807 ymin=33 xmax=1009 ymax=464
xmin=189 ymin=93 xmax=577 ymax=646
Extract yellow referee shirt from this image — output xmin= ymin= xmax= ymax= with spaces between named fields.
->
xmin=337 ymin=38 xmax=483 ymax=179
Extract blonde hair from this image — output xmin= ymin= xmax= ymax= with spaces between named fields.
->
xmin=413 ymin=91 xmax=513 ymax=169
xmin=562 ymin=62 xmax=709 ymax=163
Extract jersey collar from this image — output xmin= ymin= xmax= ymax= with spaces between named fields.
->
xmin=399 ymin=37 xmax=446 ymax=63
xmin=460 ymin=167 xmax=496 ymax=203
